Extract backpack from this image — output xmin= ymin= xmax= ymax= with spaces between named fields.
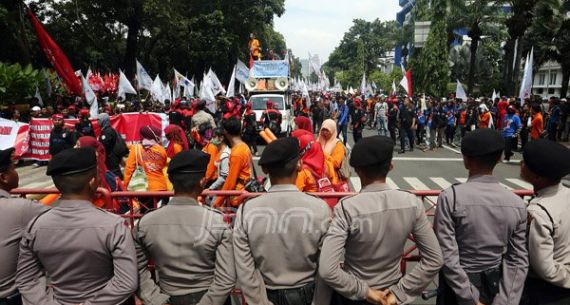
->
xmin=112 ymin=130 xmax=130 ymax=158
xmin=338 ymin=144 xmax=351 ymax=180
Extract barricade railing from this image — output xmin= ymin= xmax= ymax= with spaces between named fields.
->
xmin=10 ymin=187 xmax=534 ymax=303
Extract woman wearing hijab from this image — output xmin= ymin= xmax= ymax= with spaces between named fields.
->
xmin=242 ymin=102 xmax=259 ymax=156
xmin=294 ymin=115 xmax=313 ymax=133
xmin=164 ymin=124 xmax=189 ymax=159
xmin=124 ymin=126 xmax=168 ymax=209
xmin=318 ymin=119 xmax=347 ymax=188
xmin=292 ymin=130 xmax=324 ymax=193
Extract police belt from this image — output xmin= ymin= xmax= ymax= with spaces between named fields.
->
xmin=437 ymin=266 xmax=501 ymax=305
xmin=266 ymin=282 xmax=315 ymax=305
xmin=0 ymin=291 xmax=21 ymax=305
xmin=169 ymin=290 xmax=207 ymax=305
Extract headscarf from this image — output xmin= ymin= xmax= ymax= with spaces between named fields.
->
xmin=245 ymin=102 xmax=253 ymax=115
xmin=164 ymin=124 xmax=189 ymax=158
xmin=97 ymin=113 xmax=111 ymax=130
xmin=140 ymin=125 xmax=161 ymax=148
xmin=266 ymin=100 xmax=274 ymax=109
xmin=294 ymin=116 xmax=313 ymax=133
xmin=77 ymin=136 xmax=110 ymax=190
xmin=292 ymin=130 xmax=325 ymax=178
xmin=318 ymin=119 xmax=339 ymax=155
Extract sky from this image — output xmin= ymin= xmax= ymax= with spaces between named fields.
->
xmin=274 ymin=0 xmax=401 ymax=63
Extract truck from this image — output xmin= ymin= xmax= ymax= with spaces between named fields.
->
xmin=245 ymin=59 xmax=293 ymax=136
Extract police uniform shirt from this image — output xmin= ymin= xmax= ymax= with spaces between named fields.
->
xmin=528 ymin=183 xmax=570 ymax=288
xmin=319 ymin=183 xmax=443 ymax=303
xmin=16 ymin=200 xmax=138 ymax=305
xmin=434 ymin=175 xmax=529 ymax=305
xmin=0 ymin=190 xmax=48 ymax=298
xmin=134 ymin=196 xmax=235 ymax=305
xmin=233 ymin=185 xmax=331 ymax=305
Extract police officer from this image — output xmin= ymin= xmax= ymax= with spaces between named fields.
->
xmin=233 ymin=137 xmax=331 ymax=305
xmin=319 ymin=136 xmax=443 ymax=305
xmin=16 ymin=148 xmax=138 ymax=305
xmin=520 ymin=139 xmax=570 ymax=305
xmin=48 ymin=114 xmax=76 ymax=157
xmin=134 ymin=150 xmax=235 ymax=305
xmin=434 ymin=129 xmax=529 ymax=305
xmin=0 ymin=148 xmax=48 ymax=305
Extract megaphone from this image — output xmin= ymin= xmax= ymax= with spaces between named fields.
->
xmin=245 ymin=78 xmax=257 ymax=91
xmin=275 ymin=77 xmax=289 ymax=91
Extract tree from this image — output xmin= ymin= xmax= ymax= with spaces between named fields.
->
xmin=0 ymin=62 xmax=42 ymax=104
xmin=448 ymin=0 xmax=506 ymax=94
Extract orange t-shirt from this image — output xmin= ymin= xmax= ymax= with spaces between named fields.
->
xmin=531 ymin=113 xmax=544 ymax=140
xmin=213 ymin=142 xmax=252 ymax=208
xmin=324 ymin=142 xmax=346 ymax=185
xmin=202 ymin=143 xmax=221 ymax=182
xmin=295 ymin=168 xmax=318 ymax=193
xmin=124 ymin=144 xmax=168 ymax=191
xmin=479 ymin=112 xmax=491 ymax=129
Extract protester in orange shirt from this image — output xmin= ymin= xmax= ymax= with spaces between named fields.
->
xmin=318 ymin=119 xmax=347 ymax=187
xmin=202 ymin=140 xmax=220 ymax=185
xmin=530 ymin=104 xmax=544 ymax=140
xmin=478 ymin=104 xmax=492 ymax=129
xmin=164 ymin=124 xmax=188 ymax=159
xmin=124 ymin=126 xmax=168 ymax=192
xmin=249 ymin=33 xmax=262 ymax=60
xmin=213 ymin=118 xmax=252 ymax=208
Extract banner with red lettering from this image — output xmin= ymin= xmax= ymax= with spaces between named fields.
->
xmin=0 ymin=119 xmax=30 ymax=158
xmin=18 ymin=113 xmax=167 ymax=161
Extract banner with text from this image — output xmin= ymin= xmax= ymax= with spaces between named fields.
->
xmin=0 ymin=119 xmax=30 ymax=158
xmin=251 ymin=60 xmax=289 ymax=78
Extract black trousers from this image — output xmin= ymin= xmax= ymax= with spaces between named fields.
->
xmin=520 ymin=278 xmax=570 ymax=305
xmin=504 ymin=137 xmax=515 ymax=161
xmin=266 ymin=283 xmax=314 ymax=305
xmin=0 ymin=294 xmax=22 ymax=305
xmin=330 ymin=292 xmax=369 ymax=305
xmin=400 ymin=127 xmax=414 ymax=151
xmin=170 ymin=290 xmax=208 ymax=305
xmin=437 ymin=268 xmax=500 ymax=305
xmin=388 ymin=123 xmax=397 ymax=143
xmin=353 ymin=130 xmax=362 ymax=144
xmin=445 ymin=125 xmax=455 ymax=144
xmin=521 ymin=128 xmax=529 ymax=150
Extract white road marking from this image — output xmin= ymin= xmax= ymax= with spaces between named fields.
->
xmin=506 ymin=178 xmax=533 ymax=190
xmin=499 ymin=183 xmax=513 ymax=190
xmin=350 ymin=177 xmax=362 ymax=192
xmin=455 ymin=178 xmax=468 ymax=183
xmin=22 ymin=181 xmax=54 ymax=189
xmin=403 ymin=177 xmax=430 ymax=190
xmin=442 ymin=144 xmax=462 ymax=154
xmin=430 ymin=177 xmax=452 ymax=189
xmin=386 ymin=177 xmax=399 ymax=189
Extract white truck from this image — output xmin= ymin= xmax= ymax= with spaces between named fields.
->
xmin=245 ymin=59 xmax=293 ymax=136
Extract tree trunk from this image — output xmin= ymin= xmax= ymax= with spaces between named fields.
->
xmin=467 ymin=36 xmax=479 ymax=95
xmin=502 ymin=38 xmax=516 ymax=95
xmin=123 ymin=1 xmax=143 ymax=80
xmin=561 ymin=66 xmax=570 ymax=98
xmin=511 ymin=40 xmax=524 ymax=96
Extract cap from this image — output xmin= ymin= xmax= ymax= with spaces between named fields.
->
xmin=31 ymin=106 xmax=41 ymax=112
xmin=168 ymin=150 xmax=210 ymax=175
xmin=0 ymin=148 xmax=15 ymax=171
xmin=349 ymin=136 xmax=394 ymax=168
xmin=46 ymin=147 xmax=97 ymax=176
xmin=523 ymin=139 xmax=570 ymax=180
xmin=461 ymin=129 xmax=504 ymax=157
xmin=258 ymin=137 xmax=300 ymax=166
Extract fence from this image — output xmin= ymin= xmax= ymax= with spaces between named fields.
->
xmin=11 ymin=187 xmax=534 ymax=303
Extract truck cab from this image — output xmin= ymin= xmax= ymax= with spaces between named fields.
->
xmin=248 ymin=93 xmax=293 ymax=136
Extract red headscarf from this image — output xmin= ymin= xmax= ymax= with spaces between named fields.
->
xmin=292 ymin=130 xmax=325 ymax=178
xmin=245 ymin=102 xmax=253 ymax=115
xmin=164 ymin=124 xmax=189 ymax=158
xmin=77 ymin=136 xmax=111 ymax=191
xmin=294 ymin=116 xmax=313 ymax=133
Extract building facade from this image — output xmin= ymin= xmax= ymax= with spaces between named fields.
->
xmin=532 ymin=61 xmax=566 ymax=99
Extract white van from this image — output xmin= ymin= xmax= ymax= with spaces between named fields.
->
xmin=248 ymin=93 xmax=293 ymax=136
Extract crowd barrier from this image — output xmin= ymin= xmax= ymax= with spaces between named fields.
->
xmin=11 ymin=188 xmax=534 ymax=303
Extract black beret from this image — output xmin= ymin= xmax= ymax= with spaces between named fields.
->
xmin=258 ymin=137 xmax=300 ymax=166
xmin=0 ymin=148 xmax=15 ymax=171
xmin=523 ymin=139 xmax=570 ymax=179
xmin=350 ymin=136 xmax=394 ymax=167
xmin=46 ymin=148 xmax=97 ymax=176
xmin=168 ymin=150 xmax=210 ymax=175
xmin=461 ymin=129 xmax=504 ymax=157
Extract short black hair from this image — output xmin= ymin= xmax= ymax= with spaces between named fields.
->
xmin=531 ymin=104 xmax=541 ymax=113
xmin=263 ymin=157 xmax=299 ymax=179
xmin=469 ymin=151 xmax=502 ymax=171
xmin=222 ymin=117 xmax=242 ymax=136
xmin=52 ymin=168 xmax=97 ymax=195
xmin=213 ymin=127 xmax=224 ymax=138
xmin=169 ymin=173 xmax=203 ymax=192
xmin=355 ymin=161 xmax=391 ymax=180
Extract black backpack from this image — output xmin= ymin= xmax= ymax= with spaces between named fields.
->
xmin=112 ymin=130 xmax=130 ymax=158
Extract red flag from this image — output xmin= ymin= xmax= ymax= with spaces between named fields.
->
xmin=249 ymin=53 xmax=254 ymax=69
xmin=406 ymin=69 xmax=413 ymax=96
xmin=28 ymin=9 xmax=83 ymax=96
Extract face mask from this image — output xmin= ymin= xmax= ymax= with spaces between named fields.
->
xmin=211 ymin=138 xmax=222 ymax=145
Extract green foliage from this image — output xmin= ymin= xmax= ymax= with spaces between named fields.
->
xmin=413 ymin=19 xmax=450 ymax=96
xmin=368 ymin=69 xmax=403 ymax=93
xmin=0 ymin=62 xmax=42 ymax=104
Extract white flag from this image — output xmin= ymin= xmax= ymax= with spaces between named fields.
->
xmin=455 ymin=80 xmax=467 ymax=100
xmin=117 ymin=70 xmax=137 ymax=100
xmin=81 ymin=75 xmax=98 ymax=117
xmin=226 ymin=65 xmax=236 ymax=98
xmin=302 ymin=81 xmax=309 ymax=97
xmin=207 ymin=69 xmax=226 ymax=95
xmin=235 ymin=60 xmax=250 ymax=84
xmin=200 ymin=73 xmax=217 ymax=113
xmin=163 ymin=82 xmax=172 ymax=103
xmin=519 ymin=47 xmax=534 ymax=101
xmin=136 ymin=60 xmax=153 ymax=91
xmin=34 ymin=87 xmax=43 ymax=106
xmin=151 ymin=76 xmax=165 ymax=103
xmin=360 ymin=73 xmax=367 ymax=95
xmin=391 ymin=80 xmax=397 ymax=95
xmin=399 ymin=64 xmax=409 ymax=96
xmin=491 ymin=89 xmax=498 ymax=101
